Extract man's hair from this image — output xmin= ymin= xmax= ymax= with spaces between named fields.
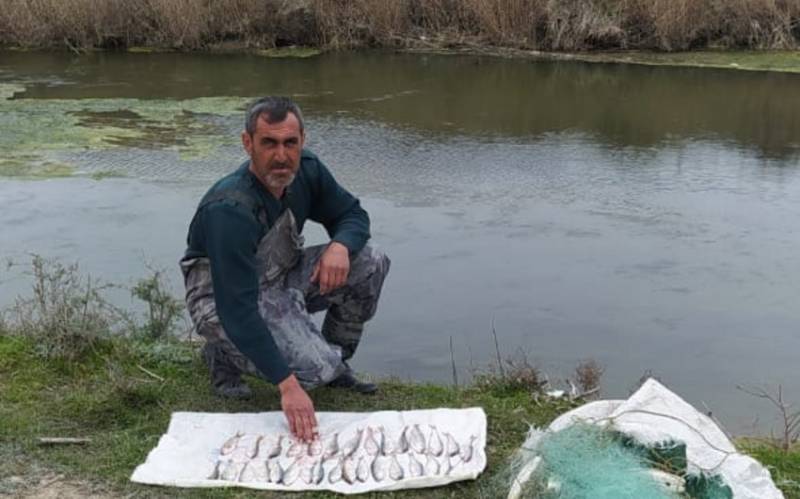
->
xmin=245 ymin=96 xmax=305 ymax=135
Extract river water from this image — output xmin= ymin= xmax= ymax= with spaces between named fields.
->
xmin=1 ymin=51 xmax=799 ymax=434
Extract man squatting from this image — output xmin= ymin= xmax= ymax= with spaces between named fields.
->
xmin=181 ymin=96 xmax=391 ymax=442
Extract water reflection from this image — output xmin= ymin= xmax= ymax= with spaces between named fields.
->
xmin=2 ymin=51 xmax=799 ymax=158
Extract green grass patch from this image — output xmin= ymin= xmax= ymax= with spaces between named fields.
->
xmin=0 ymin=333 xmax=577 ymax=498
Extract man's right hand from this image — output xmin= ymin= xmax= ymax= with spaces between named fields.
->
xmin=279 ymin=374 xmax=318 ymax=442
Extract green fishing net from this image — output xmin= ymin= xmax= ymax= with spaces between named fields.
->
xmin=497 ymin=424 xmax=735 ymax=499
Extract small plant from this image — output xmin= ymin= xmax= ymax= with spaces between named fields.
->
xmin=9 ymin=255 xmax=119 ymax=360
xmin=131 ymin=268 xmax=184 ymax=341
xmin=574 ymin=359 xmax=605 ymax=397
xmin=738 ymin=384 xmax=800 ymax=453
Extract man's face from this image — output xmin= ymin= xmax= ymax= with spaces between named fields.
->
xmin=242 ymin=112 xmax=304 ymax=195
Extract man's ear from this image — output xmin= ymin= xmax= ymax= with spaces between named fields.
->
xmin=241 ymin=131 xmax=253 ymax=155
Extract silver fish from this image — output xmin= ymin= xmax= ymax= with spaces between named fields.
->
xmin=282 ymin=459 xmax=301 ymax=485
xmin=379 ymin=426 xmax=395 ymax=455
xmin=239 ymin=460 xmax=268 ymax=483
xmin=302 ymin=463 xmax=314 ymax=485
xmin=460 ymin=435 xmax=476 ymax=463
xmin=323 ymin=432 xmax=339 ymax=460
xmin=311 ymin=458 xmax=325 ymax=485
xmin=397 ymin=426 xmax=410 ymax=454
xmin=208 ymin=460 xmax=222 ymax=479
xmin=409 ymin=424 xmax=426 ymax=454
xmin=444 ymin=432 xmax=460 ymax=457
xmin=424 ymin=454 xmax=441 ymax=476
xmin=271 ymin=460 xmax=284 ymax=484
xmin=342 ymin=456 xmax=359 ymax=484
xmin=371 ymin=455 xmax=388 ymax=482
xmin=428 ymin=425 xmax=444 ymax=457
xmin=328 ymin=459 xmax=343 ymax=484
xmin=443 ymin=454 xmax=455 ymax=476
xmin=219 ymin=460 xmax=245 ymax=481
xmin=364 ymin=427 xmax=380 ymax=456
xmin=408 ymin=453 xmax=425 ymax=477
xmin=307 ymin=437 xmax=323 ymax=457
xmin=389 ymin=454 xmax=404 ymax=481
xmin=356 ymin=456 xmax=370 ymax=483
xmin=220 ymin=431 xmax=242 ymax=455
xmin=239 ymin=434 xmax=262 ymax=459
xmin=265 ymin=459 xmax=275 ymax=483
xmin=266 ymin=435 xmax=283 ymax=459
xmin=342 ymin=428 xmax=363 ymax=458
xmin=287 ymin=438 xmax=305 ymax=458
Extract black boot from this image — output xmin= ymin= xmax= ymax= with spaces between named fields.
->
xmin=202 ymin=342 xmax=252 ymax=399
xmin=328 ymin=363 xmax=378 ymax=395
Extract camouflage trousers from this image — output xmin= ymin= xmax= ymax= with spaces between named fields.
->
xmin=181 ymin=210 xmax=390 ymax=390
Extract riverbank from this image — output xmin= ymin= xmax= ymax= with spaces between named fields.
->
xmin=0 ymin=333 xmax=577 ymax=498
xmin=1 ymin=332 xmax=798 ymax=498
xmin=1 ymin=0 xmax=798 ymax=54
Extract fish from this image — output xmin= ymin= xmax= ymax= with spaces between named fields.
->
xmin=444 ymin=432 xmax=460 ymax=457
xmin=220 ymin=431 xmax=242 ymax=456
xmin=307 ymin=437 xmax=323 ymax=457
xmin=265 ymin=459 xmax=276 ymax=483
xmin=311 ymin=458 xmax=325 ymax=485
xmin=443 ymin=454 xmax=456 ymax=476
xmin=408 ymin=453 xmax=425 ymax=477
xmin=271 ymin=460 xmax=285 ymax=485
xmin=364 ymin=427 xmax=380 ymax=456
xmin=328 ymin=458 xmax=343 ymax=484
xmin=427 ymin=425 xmax=444 ymax=457
xmin=207 ymin=460 xmax=222 ymax=479
xmin=301 ymin=463 xmax=314 ymax=485
xmin=323 ymin=432 xmax=339 ymax=460
xmin=409 ymin=424 xmax=426 ymax=454
xmin=389 ymin=454 xmax=404 ymax=481
xmin=266 ymin=435 xmax=283 ymax=459
xmin=460 ymin=435 xmax=476 ymax=463
xmin=397 ymin=426 xmax=410 ymax=454
xmin=424 ymin=454 xmax=441 ymax=476
xmin=286 ymin=438 xmax=305 ymax=458
xmin=239 ymin=460 xmax=268 ymax=483
xmin=219 ymin=459 xmax=245 ymax=481
xmin=371 ymin=455 xmax=388 ymax=482
xmin=238 ymin=434 xmax=262 ymax=459
xmin=282 ymin=458 xmax=301 ymax=485
xmin=342 ymin=428 xmax=363 ymax=458
xmin=356 ymin=456 xmax=370 ymax=483
xmin=342 ymin=456 xmax=357 ymax=484
xmin=378 ymin=426 xmax=395 ymax=455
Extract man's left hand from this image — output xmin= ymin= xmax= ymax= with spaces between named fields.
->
xmin=310 ymin=242 xmax=350 ymax=295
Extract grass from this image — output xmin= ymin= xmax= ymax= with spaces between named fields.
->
xmin=0 ymin=332 xmax=578 ymax=498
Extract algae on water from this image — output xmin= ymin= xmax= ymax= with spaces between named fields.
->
xmin=0 ymin=89 xmax=250 ymax=178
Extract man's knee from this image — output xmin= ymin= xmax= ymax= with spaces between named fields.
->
xmin=352 ymin=243 xmax=391 ymax=282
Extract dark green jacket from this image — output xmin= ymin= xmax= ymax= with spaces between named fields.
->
xmin=185 ymin=149 xmax=370 ymax=384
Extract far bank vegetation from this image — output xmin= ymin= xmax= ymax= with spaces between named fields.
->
xmin=1 ymin=0 xmax=798 ymax=52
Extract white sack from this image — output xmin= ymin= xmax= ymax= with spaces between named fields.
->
xmin=131 ymin=407 xmax=487 ymax=494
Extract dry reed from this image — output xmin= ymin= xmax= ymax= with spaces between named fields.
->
xmin=0 ymin=0 xmax=797 ymax=51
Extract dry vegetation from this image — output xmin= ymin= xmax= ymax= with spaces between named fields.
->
xmin=0 ymin=0 xmax=798 ymax=52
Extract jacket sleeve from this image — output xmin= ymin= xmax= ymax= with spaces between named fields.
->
xmin=308 ymin=159 xmax=371 ymax=254
xmin=202 ymin=202 xmax=291 ymax=385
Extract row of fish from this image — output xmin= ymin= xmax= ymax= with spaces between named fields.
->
xmin=219 ymin=424 xmax=476 ymax=462
xmin=210 ymin=425 xmax=479 ymax=486
xmin=211 ymin=450 xmax=473 ymax=485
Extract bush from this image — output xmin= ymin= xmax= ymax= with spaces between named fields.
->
xmin=8 ymin=255 xmax=119 ymax=360
xmin=130 ymin=269 xmax=184 ymax=341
